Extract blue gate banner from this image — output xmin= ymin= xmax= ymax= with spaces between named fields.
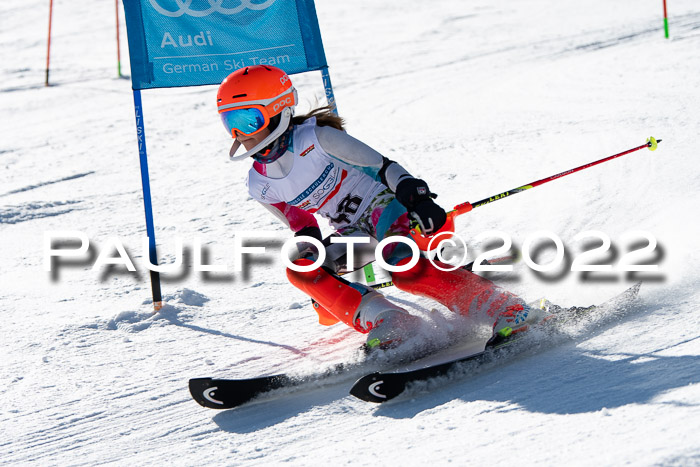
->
xmin=122 ymin=0 xmax=328 ymax=89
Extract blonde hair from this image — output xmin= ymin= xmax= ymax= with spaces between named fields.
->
xmin=292 ymin=105 xmax=345 ymax=131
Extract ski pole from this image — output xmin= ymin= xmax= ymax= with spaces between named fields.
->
xmin=410 ymin=137 xmax=661 ymax=251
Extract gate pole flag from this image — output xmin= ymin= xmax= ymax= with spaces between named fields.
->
xmin=120 ymin=0 xmax=335 ymax=309
xmin=121 ymin=0 xmax=330 ymax=88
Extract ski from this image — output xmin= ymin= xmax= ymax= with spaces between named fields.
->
xmin=188 ymin=346 xmax=440 ymax=409
xmin=188 ymin=361 xmax=358 ymax=409
xmin=349 ymin=282 xmax=641 ymax=403
xmin=189 ymin=374 xmax=293 ymax=409
xmin=188 ymin=348 xmax=436 ymax=409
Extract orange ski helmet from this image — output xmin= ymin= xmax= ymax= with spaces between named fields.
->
xmin=217 ymin=65 xmax=297 ymax=160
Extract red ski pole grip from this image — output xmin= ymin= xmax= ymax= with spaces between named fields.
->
xmin=453 ymin=202 xmax=473 ymax=215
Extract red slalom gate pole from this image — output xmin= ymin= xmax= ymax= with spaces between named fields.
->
xmin=410 ymin=137 xmax=662 ymax=251
xmin=45 ymin=0 xmax=54 ymax=86
xmin=663 ymin=0 xmax=669 ymax=38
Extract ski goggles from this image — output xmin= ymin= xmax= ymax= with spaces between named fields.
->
xmin=220 ymin=107 xmax=266 ymax=137
xmin=218 ymin=87 xmax=297 ymax=137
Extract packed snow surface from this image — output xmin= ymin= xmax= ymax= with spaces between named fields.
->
xmin=2 ymin=0 xmax=700 ymax=465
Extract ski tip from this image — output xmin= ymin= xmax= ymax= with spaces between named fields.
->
xmin=349 ymin=373 xmax=404 ymax=403
xmin=189 ymin=378 xmax=224 ymax=409
xmin=349 ymin=373 xmax=386 ymax=402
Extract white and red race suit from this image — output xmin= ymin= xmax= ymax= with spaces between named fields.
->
xmin=246 ymin=117 xmax=410 ymax=235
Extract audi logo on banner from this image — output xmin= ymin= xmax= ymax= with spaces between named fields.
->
xmin=148 ymin=0 xmax=277 ymax=17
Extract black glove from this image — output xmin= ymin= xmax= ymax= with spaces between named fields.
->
xmin=395 ymin=178 xmax=447 ymax=235
xmin=295 ymin=225 xmax=323 ymax=243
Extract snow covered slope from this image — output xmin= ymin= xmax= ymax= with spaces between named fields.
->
xmin=2 ymin=0 xmax=699 ymax=464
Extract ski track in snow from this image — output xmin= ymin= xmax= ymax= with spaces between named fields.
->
xmin=2 ymin=0 xmax=700 ymax=465
xmin=0 ymin=200 xmax=83 ymax=224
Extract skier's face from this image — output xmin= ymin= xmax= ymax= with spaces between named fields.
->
xmin=237 ymin=127 xmax=271 ymax=151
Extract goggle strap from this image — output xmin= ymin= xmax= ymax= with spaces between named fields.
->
xmin=218 ymin=87 xmax=295 ymax=112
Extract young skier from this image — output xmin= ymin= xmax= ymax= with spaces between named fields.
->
xmin=217 ymin=65 xmax=548 ymax=350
